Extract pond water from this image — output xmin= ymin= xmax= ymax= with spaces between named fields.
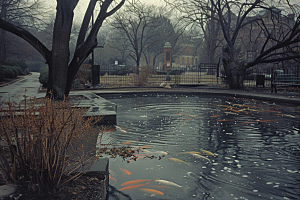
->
xmin=97 ymin=93 xmax=300 ymax=200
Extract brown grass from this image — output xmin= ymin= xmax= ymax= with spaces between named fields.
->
xmin=0 ymin=94 xmax=104 ymax=192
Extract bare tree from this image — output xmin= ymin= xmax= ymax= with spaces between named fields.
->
xmin=166 ymin=0 xmax=222 ymax=64
xmin=166 ymin=0 xmax=300 ymax=89
xmin=110 ymin=1 xmax=164 ymax=73
xmin=0 ymin=0 xmax=47 ymax=63
xmin=0 ymin=0 xmax=125 ymax=99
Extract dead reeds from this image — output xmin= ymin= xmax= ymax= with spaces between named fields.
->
xmin=0 ymin=94 xmax=104 ymax=192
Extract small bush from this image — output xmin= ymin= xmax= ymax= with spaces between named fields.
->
xmin=0 ymin=65 xmax=17 ymax=78
xmin=72 ymin=79 xmax=81 ymax=88
xmin=26 ymin=61 xmax=44 ymax=72
xmin=39 ymin=66 xmax=48 ymax=87
xmin=0 ymin=96 xmax=104 ymax=192
xmin=39 ymin=66 xmax=86 ymax=89
xmin=11 ymin=65 xmax=25 ymax=75
xmin=5 ymin=59 xmax=28 ymax=71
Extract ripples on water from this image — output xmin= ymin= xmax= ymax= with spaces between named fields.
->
xmin=97 ymin=93 xmax=300 ymax=200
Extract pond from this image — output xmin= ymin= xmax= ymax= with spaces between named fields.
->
xmin=97 ymin=93 xmax=300 ymax=200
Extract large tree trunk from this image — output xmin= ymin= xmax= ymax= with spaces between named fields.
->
xmin=46 ymin=0 xmax=75 ymax=99
xmin=0 ymin=1 xmax=8 ymax=63
xmin=222 ymin=46 xmax=245 ymax=89
xmin=0 ymin=28 xmax=6 ymax=63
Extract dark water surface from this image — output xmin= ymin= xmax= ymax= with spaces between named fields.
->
xmin=97 ymin=93 xmax=300 ymax=200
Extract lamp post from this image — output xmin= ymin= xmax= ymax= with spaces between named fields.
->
xmin=164 ymin=42 xmax=172 ymax=81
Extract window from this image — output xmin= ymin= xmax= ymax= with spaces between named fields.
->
xmin=187 ymin=57 xmax=190 ymax=65
xmin=247 ymin=52 xmax=254 ymax=62
xmin=182 ymin=57 xmax=184 ymax=64
xmin=260 ymin=30 xmax=265 ymax=38
xmin=166 ymin=52 xmax=170 ymax=61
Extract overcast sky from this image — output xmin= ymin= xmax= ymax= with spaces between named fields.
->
xmin=72 ymin=0 xmax=166 ymax=22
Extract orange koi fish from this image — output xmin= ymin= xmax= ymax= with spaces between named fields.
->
xmin=261 ymin=110 xmax=279 ymax=113
xmin=199 ymin=149 xmax=215 ymax=157
xmin=137 ymin=145 xmax=153 ymax=149
xmin=212 ymin=114 xmax=221 ymax=118
xmin=140 ymin=188 xmax=164 ymax=196
xmin=258 ymin=119 xmax=278 ymax=122
xmin=107 ymin=128 xmax=116 ymax=132
xmin=119 ymin=182 xmax=151 ymax=191
xmin=119 ymin=167 xmax=131 ymax=175
xmin=121 ymin=141 xmax=132 ymax=145
xmin=109 ymin=176 xmax=117 ymax=184
xmin=121 ymin=179 xmax=154 ymax=186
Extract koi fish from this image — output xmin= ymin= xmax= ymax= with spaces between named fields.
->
xmin=218 ymin=119 xmax=234 ymax=122
xmin=241 ymin=121 xmax=256 ymax=124
xmin=212 ymin=114 xmax=221 ymax=118
xmin=193 ymin=154 xmax=211 ymax=163
xmin=137 ymin=145 xmax=153 ymax=149
xmin=149 ymin=185 xmax=172 ymax=189
xmin=109 ymin=176 xmax=117 ymax=184
xmin=121 ymin=179 xmax=154 ymax=186
xmin=176 ymin=151 xmax=201 ymax=155
xmin=119 ymin=167 xmax=131 ymax=175
xmin=121 ymin=141 xmax=132 ymax=145
xmin=183 ymin=118 xmax=194 ymax=121
xmin=258 ymin=119 xmax=278 ymax=122
xmin=119 ymin=182 xmax=151 ymax=191
xmin=107 ymin=128 xmax=116 ymax=132
xmin=167 ymin=158 xmax=191 ymax=166
xmin=115 ymin=125 xmax=127 ymax=133
xmin=152 ymin=151 xmax=168 ymax=155
xmin=140 ymin=188 xmax=164 ymax=196
xmin=185 ymin=114 xmax=202 ymax=118
xmin=154 ymin=179 xmax=187 ymax=191
xmin=199 ymin=149 xmax=215 ymax=157
xmin=261 ymin=110 xmax=279 ymax=113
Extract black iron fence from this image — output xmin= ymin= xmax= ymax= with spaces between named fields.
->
xmin=89 ymin=63 xmax=223 ymax=87
xmin=80 ymin=63 xmax=300 ymax=92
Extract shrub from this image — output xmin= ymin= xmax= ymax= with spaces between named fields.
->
xmin=72 ymin=79 xmax=81 ymax=88
xmin=0 ymin=96 xmax=104 ymax=192
xmin=11 ymin=65 xmax=25 ymax=75
xmin=26 ymin=61 xmax=44 ymax=72
xmin=39 ymin=66 xmax=85 ymax=89
xmin=39 ymin=66 xmax=48 ymax=87
xmin=76 ymin=64 xmax=92 ymax=84
xmin=5 ymin=59 xmax=28 ymax=71
xmin=0 ymin=65 xmax=17 ymax=78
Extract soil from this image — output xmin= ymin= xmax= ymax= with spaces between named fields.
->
xmin=9 ymin=172 xmax=106 ymax=200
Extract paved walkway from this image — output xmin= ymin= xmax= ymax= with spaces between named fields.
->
xmin=1 ymin=73 xmax=300 ymax=105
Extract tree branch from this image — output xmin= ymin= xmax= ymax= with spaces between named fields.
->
xmin=0 ymin=18 xmax=51 ymax=63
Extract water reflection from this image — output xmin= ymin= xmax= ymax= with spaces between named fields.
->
xmin=98 ymin=93 xmax=300 ymax=200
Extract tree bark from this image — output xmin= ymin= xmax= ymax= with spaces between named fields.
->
xmin=46 ymin=0 xmax=76 ymax=99
xmin=0 ymin=0 xmax=8 ymax=63
xmin=222 ymin=46 xmax=245 ymax=89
